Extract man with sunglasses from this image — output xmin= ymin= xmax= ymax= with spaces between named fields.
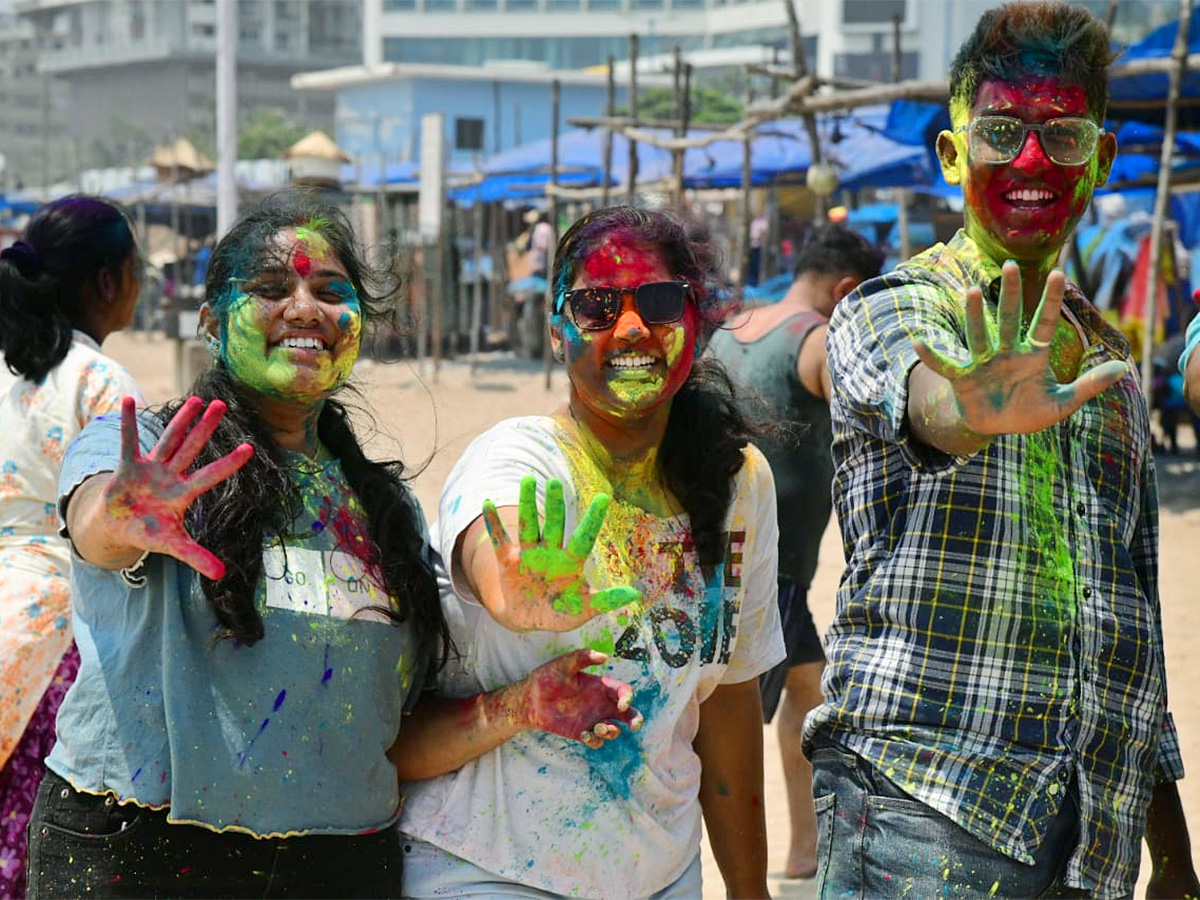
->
xmin=806 ymin=3 xmax=1198 ymax=897
xmin=707 ymin=223 xmax=883 ymax=881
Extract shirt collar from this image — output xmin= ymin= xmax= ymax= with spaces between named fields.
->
xmin=71 ymin=329 xmax=102 ymax=353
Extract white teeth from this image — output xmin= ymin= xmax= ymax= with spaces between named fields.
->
xmin=607 ymin=354 xmax=656 ymax=369
xmin=280 ymin=337 xmax=325 ymax=350
xmin=1006 ymin=188 xmax=1055 ymax=202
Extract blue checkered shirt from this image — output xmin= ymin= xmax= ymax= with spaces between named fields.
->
xmin=805 ymin=231 xmax=1184 ymax=898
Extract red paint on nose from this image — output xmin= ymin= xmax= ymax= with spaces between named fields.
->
xmin=293 ymin=250 xmax=312 ymax=277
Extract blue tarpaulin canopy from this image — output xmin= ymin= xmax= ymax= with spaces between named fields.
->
xmin=1109 ymin=9 xmax=1200 ymax=128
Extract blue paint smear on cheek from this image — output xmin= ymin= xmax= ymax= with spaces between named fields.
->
xmin=328 ymin=279 xmax=361 ymax=313
xmin=583 ymin=680 xmax=665 ymax=802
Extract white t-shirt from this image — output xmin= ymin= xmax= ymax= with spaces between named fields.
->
xmin=400 ymin=416 xmax=785 ymax=898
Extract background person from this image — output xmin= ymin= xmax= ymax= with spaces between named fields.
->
xmin=398 ymin=205 xmax=785 ymax=899
xmin=0 ymin=195 xmax=145 ymax=899
xmin=807 ymin=4 xmax=1198 ymax=896
xmin=707 ymin=222 xmax=883 ymax=880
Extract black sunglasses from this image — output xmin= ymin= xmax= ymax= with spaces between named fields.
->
xmin=562 ymin=281 xmax=692 ymax=331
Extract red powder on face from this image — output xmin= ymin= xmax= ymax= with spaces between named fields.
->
xmin=293 ymin=249 xmax=312 ymax=277
xmin=581 ymin=234 xmax=664 ymax=287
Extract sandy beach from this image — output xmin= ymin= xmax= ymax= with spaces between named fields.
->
xmin=106 ymin=331 xmax=1200 ymax=898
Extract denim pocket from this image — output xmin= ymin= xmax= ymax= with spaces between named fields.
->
xmin=34 ymin=774 xmax=145 ymax=842
xmin=813 ymin=792 xmax=836 ymax=899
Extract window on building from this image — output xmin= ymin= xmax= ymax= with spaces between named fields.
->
xmin=383 ymin=0 xmax=416 ymax=8
xmin=586 ymin=0 xmax=621 ymax=9
xmin=547 ymin=0 xmax=581 ymax=9
xmin=842 ymin=0 xmax=906 ymax=27
xmin=505 ymin=0 xmax=538 ymax=10
xmin=834 ymin=50 xmax=917 ymax=81
xmin=424 ymin=0 xmax=458 ymax=10
xmin=193 ymin=23 xmax=215 ymax=36
xmin=455 ymin=117 xmax=485 ymax=151
xmin=632 ymin=0 xmax=664 ymax=8
xmin=467 ymin=0 xmax=499 ymax=9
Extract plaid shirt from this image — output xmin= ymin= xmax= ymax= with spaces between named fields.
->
xmin=806 ymin=231 xmax=1184 ymax=898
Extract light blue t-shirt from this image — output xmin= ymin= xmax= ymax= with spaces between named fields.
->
xmin=48 ymin=410 xmax=422 ymax=838
xmin=1179 ymin=312 xmax=1200 ymax=374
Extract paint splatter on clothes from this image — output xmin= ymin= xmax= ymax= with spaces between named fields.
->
xmin=400 ymin=416 xmax=785 ymax=898
xmin=45 ymin=410 xmax=422 ymax=838
xmin=0 ymin=331 xmax=142 ymax=891
xmin=809 ymin=230 xmax=1183 ymax=898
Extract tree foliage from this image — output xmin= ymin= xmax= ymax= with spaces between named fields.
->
xmin=238 ymin=107 xmax=308 ymax=160
xmin=617 ymin=86 xmax=743 ymax=126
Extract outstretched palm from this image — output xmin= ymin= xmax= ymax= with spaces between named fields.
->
xmin=102 ymin=396 xmax=255 ymax=580
xmin=482 ymin=476 xmax=640 ymax=623
xmin=913 ymin=262 xmax=1128 ymax=437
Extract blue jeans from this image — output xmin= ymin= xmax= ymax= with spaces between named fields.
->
xmin=811 ymin=742 xmax=1096 ymax=899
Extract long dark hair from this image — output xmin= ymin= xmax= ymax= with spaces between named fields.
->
xmin=550 ymin=206 xmax=757 ymax=570
xmin=160 ymin=192 xmax=449 ymax=671
xmin=0 ymin=194 xmax=136 ymax=383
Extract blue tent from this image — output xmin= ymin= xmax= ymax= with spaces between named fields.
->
xmin=1109 ymin=9 xmax=1200 ymax=128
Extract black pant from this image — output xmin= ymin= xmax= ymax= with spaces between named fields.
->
xmin=27 ymin=769 xmax=402 ymax=899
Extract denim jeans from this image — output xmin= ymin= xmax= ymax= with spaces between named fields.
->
xmin=27 ymin=769 xmax=402 ymax=899
xmin=811 ymin=741 xmax=1094 ymax=900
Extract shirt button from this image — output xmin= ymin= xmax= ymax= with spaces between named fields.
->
xmin=1082 ymin=586 xmax=1092 ymax=598
xmin=1076 ymin=501 xmax=1087 ymax=516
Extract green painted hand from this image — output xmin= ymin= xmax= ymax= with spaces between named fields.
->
xmin=913 ymin=262 xmax=1128 ymax=438
xmin=482 ymin=476 xmax=640 ymax=621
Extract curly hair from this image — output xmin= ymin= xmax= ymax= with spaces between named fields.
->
xmin=948 ymin=1 xmax=1115 ymax=124
xmin=161 ymin=192 xmax=449 ymax=672
xmin=0 ymin=195 xmax=136 ymax=383
xmin=549 ymin=205 xmax=758 ymax=570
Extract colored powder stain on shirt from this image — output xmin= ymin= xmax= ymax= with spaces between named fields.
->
xmin=583 ymin=680 xmax=666 ymax=800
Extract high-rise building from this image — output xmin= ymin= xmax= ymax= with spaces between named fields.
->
xmin=14 ymin=0 xmax=361 ymax=176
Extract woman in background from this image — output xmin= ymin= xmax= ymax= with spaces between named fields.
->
xmin=0 ymin=195 xmax=145 ymax=898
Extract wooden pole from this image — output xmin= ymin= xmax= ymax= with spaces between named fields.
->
xmin=893 ymin=9 xmax=910 ymax=262
xmin=544 ymin=79 xmax=561 ymax=390
xmin=672 ymin=45 xmax=684 ymax=206
xmin=627 ymin=34 xmax=640 ymax=205
xmin=469 ymin=200 xmax=485 ymax=372
xmin=1141 ymin=0 xmax=1192 ymax=404
xmin=739 ymin=134 xmax=753 ymax=287
xmin=784 ymin=0 xmax=824 ymax=221
xmin=602 ymin=55 xmax=615 ymax=207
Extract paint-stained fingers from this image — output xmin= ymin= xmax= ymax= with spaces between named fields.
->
xmin=1025 ymin=270 xmax=1066 ymax=349
xmin=543 ymin=479 xmax=566 ymax=548
xmin=170 ymin=536 xmax=227 ymax=582
xmin=183 ymin=443 xmax=255 ymax=503
xmin=579 ymin=730 xmax=604 ymax=749
xmin=565 ymin=493 xmax=611 ymax=559
xmin=1054 ymin=360 xmax=1129 ymax=413
xmin=481 ymin=500 xmax=512 ymax=553
xmin=118 ymin=396 xmax=142 ymax=464
xmin=997 ymin=261 xmax=1024 ymax=348
xmin=516 ymin=475 xmax=541 ymax=546
xmin=913 ymin=340 xmax=967 ymax=382
xmin=168 ymin=400 xmax=229 ymax=474
xmin=600 ymin=676 xmax=644 ymax=731
xmin=964 ymin=286 xmax=992 ymax=358
xmin=587 ymin=586 xmax=640 ymax=615
xmin=147 ymin=396 xmax=204 ymax=464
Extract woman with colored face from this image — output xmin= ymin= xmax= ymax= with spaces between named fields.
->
xmin=398 ymin=207 xmax=785 ymax=899
xmin=0 ymin=195 xmax=145 ymax=899
xmin=26 ymin=194 xmax=635 ymax=899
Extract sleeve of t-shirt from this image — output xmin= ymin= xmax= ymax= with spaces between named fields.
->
xmin=827 ymin=273 xmax=972 ymax=471
xmin=1178 ymin=310 xmax=1200 ymax=375
xmin=75 ymin=356 xmax=146 ymax=428
xmin=57 ymin=409 xmax=163 ymax=542
xmin=434 ymin=417 xmax=573 ymax=603
xmin=720 ymin=444 xmax=786 ymax=685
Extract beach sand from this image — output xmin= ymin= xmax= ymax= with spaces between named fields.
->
xmin=108 ymin=332 xmax=1200 ymax=898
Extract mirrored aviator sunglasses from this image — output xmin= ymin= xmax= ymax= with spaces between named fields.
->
xmin=563 ymin=281 xmax=692 ymax=331
xmin=961 ymin=115 xmax=1102 ymax=167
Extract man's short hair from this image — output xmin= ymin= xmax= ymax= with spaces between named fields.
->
xmin=948 ymin=1 xmax=1114 ymax=124
xmin=793 ymin=223 xmax=885 ymax=282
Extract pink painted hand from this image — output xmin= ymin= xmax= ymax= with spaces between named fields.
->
xmin=101 ymin=396 xmax=255 ymax=580
xmin=913 ymin=263 xmax=1128 ymax=438
xmin=512 ymin=649 xmax=643 ymax=749
xmin=482 ymin=476 xmax=640 ymax=625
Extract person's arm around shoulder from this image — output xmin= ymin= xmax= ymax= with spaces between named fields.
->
xmin=1185 ymin=341 xmax=1200 ymax=416
xmin=696 ymin=677 xmax=770 ymax=899
xmin=796 ymin=321 xmax=831 ymax=402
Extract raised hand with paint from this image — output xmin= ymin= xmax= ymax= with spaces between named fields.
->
xmin=67 ymin=396 xmax=254 ymax=581
xmin=910 ymin=260 xmax=1128 ymax=454
xmin=400 ymin=207 xmax=784 ymax=900
xmin=474 ymin=475 xmax=639 ymax=631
